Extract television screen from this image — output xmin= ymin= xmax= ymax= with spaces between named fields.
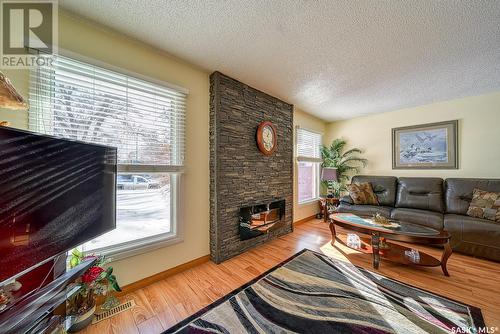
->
xmin=0 ymin=127 xmax=116 ymax=284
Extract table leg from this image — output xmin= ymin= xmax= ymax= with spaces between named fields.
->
xmin=441 ymin=241 xmax=452 ymax=277
xmin=323 ymin=200 xmax=328 ymax=222
xmin=371 ymin=233 xmax=380 ymax=270
xmin=329 ymin=223 xmax=336 ymax=246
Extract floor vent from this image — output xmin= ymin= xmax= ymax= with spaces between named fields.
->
xmin=92 ymin=300 xmax=136 ymax=324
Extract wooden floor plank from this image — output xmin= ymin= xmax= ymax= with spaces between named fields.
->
xmin=137 ymin=316 xmax=164 ymax=334
xmin=125 ymin=290 xmax=156 ymax=325
xmin=155 ymin=308 xmax=178 ymax=331
xmin=142 ymin=283 xmax=170 ymax=315
xmin=181 ymin=268 xmax=229 ymax=302
xmin=85 ymin=319 xmax=111 ymax=334
xmin=109 ymin=309 xmax=139 ymax=334
xmin=82 ymin=219 xmax=500 ymax=333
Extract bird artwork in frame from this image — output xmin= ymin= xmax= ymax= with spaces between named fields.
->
xmin=392 ymin=120 xmax=458 ymax=169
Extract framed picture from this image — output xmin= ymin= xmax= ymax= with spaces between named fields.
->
xmin=392 ymin=120 xmax=458 ymax=169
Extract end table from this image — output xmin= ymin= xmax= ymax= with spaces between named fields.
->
xmin=319 ymin=197 xmax=339 ymax=222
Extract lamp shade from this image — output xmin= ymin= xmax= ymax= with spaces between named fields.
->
xmin=321 ymin=167 xmax=338 ymax=181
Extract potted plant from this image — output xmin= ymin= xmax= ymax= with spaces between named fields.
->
xmin=321 ymin=138 xmax=367 ymax=198
xmin=67 ymin=249 xmax=121 ymax=332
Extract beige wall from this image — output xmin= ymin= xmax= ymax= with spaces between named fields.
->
xmin=1 ymin=11 xmax=210 ymax=286
xmin=293 ymin=107 xmax=327 ymax=221
xmin=325 ymin=91 xmax=500 ymax=179
xmin=0 ymin=11 xmax=329 ymax=285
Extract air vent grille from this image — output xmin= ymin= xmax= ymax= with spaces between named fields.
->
xmin=92 ymin=300 xmax=136 ymax=324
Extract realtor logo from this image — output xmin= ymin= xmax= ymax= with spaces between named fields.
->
xmin=1 ymin=0 xmax=57 ymax=68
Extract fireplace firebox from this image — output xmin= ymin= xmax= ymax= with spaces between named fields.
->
xmin=239 ymin=199 xmax=285 ymax=240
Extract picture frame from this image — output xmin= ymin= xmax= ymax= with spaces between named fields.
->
xmin=392 ymin=120 xmax=458 ymax=169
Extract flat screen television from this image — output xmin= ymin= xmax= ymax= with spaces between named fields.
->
xmin=0 ymin=127 xmax=116 ymax=284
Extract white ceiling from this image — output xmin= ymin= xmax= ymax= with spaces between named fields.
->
xmin=59 ymin=0 xmax=500 ymax=121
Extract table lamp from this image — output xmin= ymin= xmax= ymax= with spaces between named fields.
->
xmin=321 ymin=167 xmax=338 ymax=198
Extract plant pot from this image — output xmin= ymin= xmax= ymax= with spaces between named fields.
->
xmin=68 ymin=303 xmax=96 ymax=333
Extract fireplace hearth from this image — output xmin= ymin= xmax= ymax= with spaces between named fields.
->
xmin=239 ymin=199 xmax=285 ymax=240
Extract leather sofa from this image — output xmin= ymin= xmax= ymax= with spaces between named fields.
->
xmin=338 ymin=175 xmax=500 ymax=262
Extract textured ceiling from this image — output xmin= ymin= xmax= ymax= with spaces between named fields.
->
xmin=59 ymin=0 xmax=500 ymax=121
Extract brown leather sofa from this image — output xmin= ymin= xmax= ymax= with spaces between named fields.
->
xmin=338 ymin=175 xmax=500 ymax=262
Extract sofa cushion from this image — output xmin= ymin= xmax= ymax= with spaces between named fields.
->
xmin=466 ymin=189 xmax=500 ymax=222
xmin=337 ymin=203 xmax=392 ymax=218
xmin=445 ymin=178 xmax=500 ymax=215
xmin=445 ymin=214 xmax=500 ymax=249
xmin=346 ymin=182 xmax=379 ymax=205
xmin=350 ymin=175 xmax=398 ymax=206
xmin=396 ymin=177 xmax=444 ymax=213
xmin=391 ymin=208 xmax=443 ymax=230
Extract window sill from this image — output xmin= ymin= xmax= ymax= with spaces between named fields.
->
xmin=298 ymin=198 xmax=320 ymax=206
xmin=89 ymin=233 xmax=183 ymax=262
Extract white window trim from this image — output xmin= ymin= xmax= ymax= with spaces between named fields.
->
xmin=92 ymin=173 xmax=184 ymax=261
xmin=298 ymin=199 xmax=319 ymax=206
xmin=296 ymin=126 xmax=322 ymax=205
xmin=30 ymin=50 xmax=188 ymax=260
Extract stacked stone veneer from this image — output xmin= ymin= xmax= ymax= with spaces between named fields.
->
xmin=209 ymin=71 xmax=294 ymax=263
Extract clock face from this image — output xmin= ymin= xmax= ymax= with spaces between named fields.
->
xmin=262 ymin=125 xmax=274 ymax=151
xmin=257 ymin=121 xmax=277 ymax=155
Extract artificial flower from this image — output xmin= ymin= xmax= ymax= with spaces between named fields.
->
xmin=81 ymin=266 xmax=104 ymax=283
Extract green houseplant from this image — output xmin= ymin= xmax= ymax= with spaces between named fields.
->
xmin=321 ymin=138 xmax=367 ymax=198
xmin=67 ymin=249 xmax=121 ymax=332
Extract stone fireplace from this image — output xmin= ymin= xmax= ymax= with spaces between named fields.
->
xmin=209 ymin=72 xmax=293 ymax=263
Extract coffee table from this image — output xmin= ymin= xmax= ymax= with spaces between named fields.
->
xmin=329 ymin=213 xmax=452 ymax=276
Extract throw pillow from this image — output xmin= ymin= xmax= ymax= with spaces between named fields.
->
xmin=346 ymin=182 xmax=379 ymax=205
xmin=466 ymin=188 xmax=500 ymax=222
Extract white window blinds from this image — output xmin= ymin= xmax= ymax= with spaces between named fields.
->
xmin=29 ymin=55 xmax=186 ymax=169
xmin=296 ymin=128 xmax=322 ymax=162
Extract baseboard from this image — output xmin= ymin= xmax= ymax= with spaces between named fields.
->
xmin=293 ymin=214 xmax=317 ymax=227
xmin=116 ymin=254 xmax=211 ymax=296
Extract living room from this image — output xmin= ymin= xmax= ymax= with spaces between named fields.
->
xmin=0 ymin=1 xmax=499 ymax=333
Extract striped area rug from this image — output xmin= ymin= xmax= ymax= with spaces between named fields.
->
xmin=164 ymin=249 xmax=484 ymax=334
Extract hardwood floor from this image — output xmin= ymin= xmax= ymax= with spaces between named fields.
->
xmin=82 ymin=219 xmax=500 ymax=333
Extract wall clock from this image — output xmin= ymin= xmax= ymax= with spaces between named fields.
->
xmin=256 ymin=121 xmax=277 ymax=155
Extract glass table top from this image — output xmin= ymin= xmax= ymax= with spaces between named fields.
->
xmin=331 ymin=213 xmax=441 ymax=236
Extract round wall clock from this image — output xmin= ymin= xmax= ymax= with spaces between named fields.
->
xmin=256 ymin=121 xmax=277 ymax=155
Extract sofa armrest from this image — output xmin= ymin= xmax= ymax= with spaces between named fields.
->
xmin=340 ymin=195 xmax=353 ymax=205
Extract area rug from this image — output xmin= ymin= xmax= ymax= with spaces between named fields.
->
xmin=164 ymin=249 xmax=485 ymax=334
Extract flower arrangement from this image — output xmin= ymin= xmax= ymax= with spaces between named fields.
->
xmin=67 ymin=249 xmax=122 ymax=316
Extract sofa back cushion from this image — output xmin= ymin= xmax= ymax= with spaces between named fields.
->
xmin=396 ymin=177 xmax=444 ymax=213
xmin=351 ymin=175 xmax=397 ymax=207
xmin=445 ymin=178 xmax=500 ymax=215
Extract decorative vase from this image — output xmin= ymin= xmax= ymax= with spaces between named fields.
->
xmin=68 ymin=302 xmax=96 ymax=332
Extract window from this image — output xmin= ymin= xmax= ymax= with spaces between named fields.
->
xmin=29 ymin=54 xmax=186 ymax=257
xmin=296 ymin=128 xmax=322 ymax=203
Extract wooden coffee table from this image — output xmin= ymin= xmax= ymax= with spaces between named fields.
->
xmin=329 ymin=213 xmax=453 ymax=276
